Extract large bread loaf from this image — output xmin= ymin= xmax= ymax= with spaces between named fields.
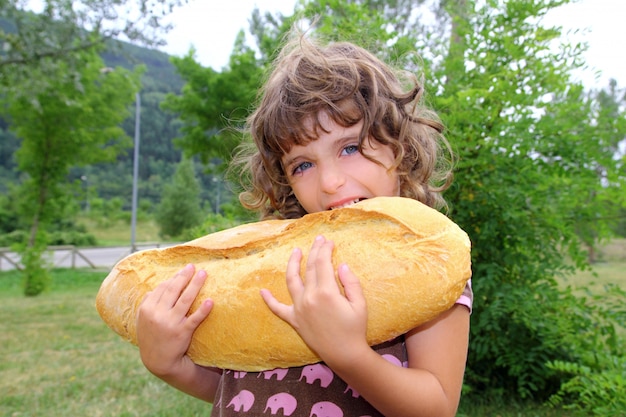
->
xmin=96 ymin=197 xmax=471 ymax=371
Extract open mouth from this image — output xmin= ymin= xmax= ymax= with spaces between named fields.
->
xmin=329 ymin=198 xmax=366 ymax=210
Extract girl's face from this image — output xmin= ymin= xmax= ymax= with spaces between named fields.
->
xmin=281 ymin=112 xmax=400 ymax=214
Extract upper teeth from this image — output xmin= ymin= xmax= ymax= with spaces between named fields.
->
xmin=330 ymin=199 xmax=362 ymax=210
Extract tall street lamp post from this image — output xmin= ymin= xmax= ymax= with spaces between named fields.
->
xmin=100 ymin=67 xmax=141 ymax=253
xmin=130 ymin=92 xmax=140 ymax=253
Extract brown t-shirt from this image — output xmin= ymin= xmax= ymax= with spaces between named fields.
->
xmin=210 ymin=281 xmax=473 ymax=417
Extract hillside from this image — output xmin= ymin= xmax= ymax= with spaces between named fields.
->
xmin=0 ymin=39 xmax=223 ymax=211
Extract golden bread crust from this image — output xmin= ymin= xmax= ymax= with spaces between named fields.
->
xmin=95 ymin=197 xmax=471 ymax=371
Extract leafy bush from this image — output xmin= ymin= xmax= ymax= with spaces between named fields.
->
xmin=155 ymin=158 xmax=203 ymax=239
xmin=183 ymin=212 xmax=243 ymax=241
xmin=48 ymin=230 xmax=97 ymax=246
xmin=547 ymin=356 xmax=626 ymax=416
xmin=16 ymin=240 xmax=51 ymax=297
xmin=0 ymin=230 xmax=28 ymax=247
xmin=545 ymin=284 xmax=626 ymax=415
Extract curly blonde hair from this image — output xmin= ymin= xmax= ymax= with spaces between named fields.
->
xmin=231 ymin=34 xmax=453 ymax=219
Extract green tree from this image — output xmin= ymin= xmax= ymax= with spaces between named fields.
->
xmin=1 ymin=48 xmax=141 ymax=295
xmin=155 ymin=157 xmax=204 ymax=239
xmin=533 ymin=80 xmax=626 ymax=263
xmin=1 ymin=0 xmax=184 ymax=78
xmin=161 ymin=32 xmax=265 ymax=166
xmin=430 ymin=0 xmax=625 ymax=401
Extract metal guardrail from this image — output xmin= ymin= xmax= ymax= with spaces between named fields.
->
xmin=0 ymin=242 xmax=168 ymax=271
xmin=0 ymin=248 xmax=21 ymax=270
xmin=0 ymin=245 xmax=96 ymax=271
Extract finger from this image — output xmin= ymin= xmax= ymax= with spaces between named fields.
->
xmin=159 ymin=264 xmax=196 ymax=307
xmin=284 ymin=247 xmax=304 ymax=297
xmin=260 ymin=289 xmax=294 ymax=326
xmin=304 ymin=235 xmax=326 ymax=288
xmin=312 ymin=238 xmax=338 ymax=289
xmin=173 ymin=268 xmax=208 ymax=314
xmin=185 ymin=298 xmax=214 ymax=329
xmin=142 ymin=272 xmax=175 ymax=305
xmin=338 ymin=263 xmax=366 ymax=308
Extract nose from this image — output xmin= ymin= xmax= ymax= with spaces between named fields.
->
xmin=318 ymin=160 xmax=346 ymax=194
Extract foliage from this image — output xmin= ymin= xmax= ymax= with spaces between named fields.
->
xmin=248 ymin=5 xmax=301 ymax=64
xmin=77 ymin=42 xmax=189 ymax=208
xmin=0 ymin=189 xmax=20 ymax=234
xmin=545 ymin=284 xmax=626 ymax=416
xmin=15 ymin=234 xmax=51 ymax=296
xmin=0 ymin=44 xmax=141 ymax=295
xmin=547 ymin=356 xmax=626 ymax=416
xmin=160 ymin=33 xmax=265 ymax=166
xmin=0 ymin=0 xmax=185 ymax=78
xmin=182 ymin=212 xmax=244 ymax=242
xmin=1 ymin=2 xmax=197 ymax=241
xmin=427 ymin=0 xmax=625 ymax=401
xmin=155 ymin=157 xmax=204 ymax=239
xmin=47 ymin=217 xmax=98 ymax=246
xmin=533 ymin=80 xmax=626 ymax=262
xmin=301 ymin=0 xmax=403 ymax=58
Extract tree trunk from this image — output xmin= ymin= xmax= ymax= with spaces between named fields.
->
xmin=442 ymin=0 xmax=469 ymax=92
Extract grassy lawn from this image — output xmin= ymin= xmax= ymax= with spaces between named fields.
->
xmin=0 ymin=269 xmax=211 ymax=417
xmin=1 ymin=240 xmax=623 ymax=416
xmin=78 ymin=217 xmax=164 ymax=247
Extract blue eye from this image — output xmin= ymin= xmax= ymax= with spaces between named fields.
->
xmin=342 ymin=145 xmax=359 ymax=155
xmin=292 ymin=161 xmax=313 ymax=175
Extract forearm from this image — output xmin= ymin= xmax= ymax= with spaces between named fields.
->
xmin=330 ymin=347 xmax=460 ymax=417
xmin=327 ymin=305 xmax=469 ymax=417
xmin=146 ymin=357 xmax=222 ymax=403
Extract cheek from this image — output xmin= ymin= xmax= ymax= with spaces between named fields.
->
xmin=289 ymin=183 xmax=313 ymax=211
xmin=385 ymin=171 xmax=401 ymax=197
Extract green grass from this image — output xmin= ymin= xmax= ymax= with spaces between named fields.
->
xmin=560 ymin=238 xmax=626 ymax=300
xmin=78 ymin=216 xmax=164 ymax=246
xmin=565 ymin=261 xmax=626 ymax=295
xmin=0 ymin=269 xmax=212 ymax=417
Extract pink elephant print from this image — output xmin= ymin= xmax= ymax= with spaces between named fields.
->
xmin=382 ymin=354 xmax=402 ymax=367
xmin=299 ymin=363 xmax=334 ymax=388
xmin=310 ymin=401 xmax=343 ymax=417
xmin=264 ymin=392 xmax=297 ymax=416
xmin=259 ymin=368 xmax=289 ymax=381
xmin=344 ymin=384 xmax=360 ymax=398
xmin=227 ymin=389 xmax=255 ymax=412
xmin=224 ymin=370 xmax=248 ymax=379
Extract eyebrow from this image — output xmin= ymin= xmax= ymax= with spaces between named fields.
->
xmin=281 ymin=155 xmax=299 ymax=173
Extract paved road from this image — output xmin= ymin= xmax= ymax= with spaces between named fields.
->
xmin=0 ymin=243 xmax=177 ymax=272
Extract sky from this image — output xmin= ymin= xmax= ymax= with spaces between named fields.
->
xmin=160 ymin=0 xmax=625 ymax=90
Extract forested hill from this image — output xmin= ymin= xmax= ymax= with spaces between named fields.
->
xmin=0 ymin=39 xmax=218 ymax=209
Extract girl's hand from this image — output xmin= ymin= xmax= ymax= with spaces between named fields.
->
xmin=136 ymin=264 xmax=213 ymax=379
xmin=261 ymin=235 xmax=369 ymax=367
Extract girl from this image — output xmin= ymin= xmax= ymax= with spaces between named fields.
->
xmin=136 ymin=34 xmax=472 ymax=417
